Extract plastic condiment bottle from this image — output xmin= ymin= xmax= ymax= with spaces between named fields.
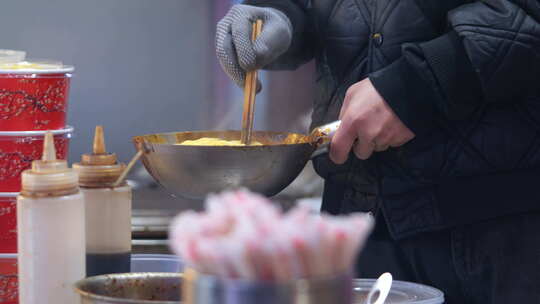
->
xmin=73 ymin=126 xmax=132 ymax=277
xmin=17 ymin=132 xmax=85 ymax=304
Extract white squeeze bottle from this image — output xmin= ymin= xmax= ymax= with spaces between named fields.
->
xmin=73 ymin=126 xmax=131 ymax=277
xmin=17 ymin=132 xmax=85 ymax=304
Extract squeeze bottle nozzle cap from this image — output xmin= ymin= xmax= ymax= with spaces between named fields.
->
xmin=22 ymin=131 xmax=78 ymax=196
xmin=73 ymin=126 xmax=125 ymax=187
xmin=81 ymin=125 xmax=118 ymax=166
xmin=31 ymin=132 xmax=68 ymax=172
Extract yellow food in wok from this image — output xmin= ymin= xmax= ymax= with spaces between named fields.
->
xmin=179 ymin=137 xmax=263 ymax=146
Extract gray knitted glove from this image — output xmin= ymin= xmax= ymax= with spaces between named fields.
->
xmin=216 ymin=4 xmax=293 ymax=89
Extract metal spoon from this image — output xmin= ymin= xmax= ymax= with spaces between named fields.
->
xmin=365 ymin=273 xmax=393 ymax=304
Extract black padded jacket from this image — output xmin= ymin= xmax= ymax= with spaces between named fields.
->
xmin=244 ymin=0 xmax=540 ymax=239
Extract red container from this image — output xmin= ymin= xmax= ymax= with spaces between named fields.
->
xmin=0 ymin=194 xmax=17 ymax=254
xmin=0 ymin=254 xmax=17 ymax=304
xmin=0 ymin=127 xmax=73 ymax=192
xmin=0 ymin=61 xmax=73 ymax=131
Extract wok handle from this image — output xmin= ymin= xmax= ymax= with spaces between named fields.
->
xmin=310 ymin=120 xmax=341 ymax=159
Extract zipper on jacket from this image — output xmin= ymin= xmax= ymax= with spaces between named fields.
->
xmin=367 ymin=0 xmax=377 ymax=72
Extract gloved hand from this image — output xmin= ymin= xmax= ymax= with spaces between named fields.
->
xmin=216 ymin=4 xmax=293 ymax=89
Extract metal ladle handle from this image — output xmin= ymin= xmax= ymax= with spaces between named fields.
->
xmin=310 ymin=120 xmax=341 ymax=158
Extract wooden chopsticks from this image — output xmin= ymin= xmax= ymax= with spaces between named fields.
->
xmin=240 ymin=20 xmax=263 ymax=145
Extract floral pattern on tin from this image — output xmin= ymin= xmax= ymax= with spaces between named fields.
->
xmin=0 ymin=199 xmax=16 ymax=253
xmin=0 ymin=258 xmax=17 ymax=303
xmin=0 ymin=274 xmax=17 ymax=302
xmin=0 ymin=77 xmax=70 ymax=130
xmin=0 ymin=137 xmax=69 ymax=191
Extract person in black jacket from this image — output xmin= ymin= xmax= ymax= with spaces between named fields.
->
xmin=216 ymin=1 xmax=540 ymax=303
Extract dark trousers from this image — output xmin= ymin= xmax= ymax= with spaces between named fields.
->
xmin=322 ymin=182 xmax=540 ymax=304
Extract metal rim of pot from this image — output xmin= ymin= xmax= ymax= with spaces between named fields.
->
xmin=74 ymin=272 xmax=182 ymax=304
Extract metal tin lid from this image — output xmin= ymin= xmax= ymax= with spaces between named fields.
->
xmin=0 ymin=253 xmax=17 ymax=259
xmin=0 ymin=126 xmax=74 ymax=137
xmin=0 ymin=50 xmax=74 ymax=74
xmin=0 ymin=61 xmax=74 ymax=74
xmin=353 ymin=279 xmax=444 ymax=304
xmin=0 ymin=192 xmax=19 ymax=198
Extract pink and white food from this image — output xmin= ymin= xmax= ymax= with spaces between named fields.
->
xmin=169 ymin=189 xmax=373 ymax=282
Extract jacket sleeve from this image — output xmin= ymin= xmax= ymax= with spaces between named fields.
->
xmin=369 ymin=0 xmax=540 ymax=135
xmin=243 ymin=0 xmax=315 ymax=70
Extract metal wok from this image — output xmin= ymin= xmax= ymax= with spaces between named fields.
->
xmin=133 ymin=121 xmax=339 ymax=200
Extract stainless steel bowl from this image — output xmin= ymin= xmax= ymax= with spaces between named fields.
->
xmin=75 ymin=273 xmax=182 ymax=304
xmin=73 ymin=271 xmax=444 ymax=304
xmin=133 ymin=130 xmax=315 ymax=200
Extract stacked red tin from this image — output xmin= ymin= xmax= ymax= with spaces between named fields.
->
xmin=0 ymin=50 xmax=74 ymax=304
